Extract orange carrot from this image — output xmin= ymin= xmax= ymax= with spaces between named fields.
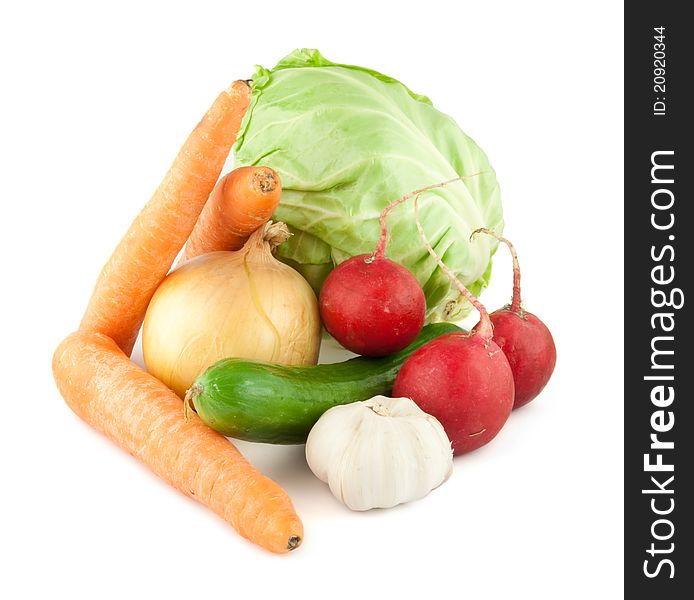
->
xmin=57 ymin=81 xmax=303 ymax=552
xmin=80 ymin=80 xmax=252 ymax=356
xmin=53 ymin=330 xmax=303 ymax=553
xmin=181 ymin=166 xmax=282 ymax=261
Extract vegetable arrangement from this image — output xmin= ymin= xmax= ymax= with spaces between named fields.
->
xmin=53 ymin=49 xmax=556 ymax=553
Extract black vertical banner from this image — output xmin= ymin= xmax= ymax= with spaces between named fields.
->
xmin=625 ymin=4 xmax=692 ymax=596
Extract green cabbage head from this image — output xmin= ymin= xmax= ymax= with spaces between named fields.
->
xmin=233 ymin=49 xmax=503 ymax=321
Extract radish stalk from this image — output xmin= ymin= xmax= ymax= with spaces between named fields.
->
xmin=469 ymin=228 xmax=557 ymax=408
xmin=414 ymin=195 xmax=493 ymax=340
xmin=370 ymin=175 xmax=481 ymax=261
xmin=471 ymin=227 xmax=522 ymax=314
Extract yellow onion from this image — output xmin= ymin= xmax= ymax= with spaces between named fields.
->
xmin=143 ymin=221 xmax=321 ymax=397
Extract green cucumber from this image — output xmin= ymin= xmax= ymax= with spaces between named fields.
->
xmin=187 ymin=322 xmax=461 ymax=444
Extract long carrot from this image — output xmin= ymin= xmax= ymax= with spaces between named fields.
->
xmin=56 ymin=80 xmax=303 ymax=552
xmin=53 ymin=331 xmax=303 ymax=553
xmin=80 ymin=80 xmax=251 ymax=356
xmin=181 ymin=166 xmax=282 ymax=261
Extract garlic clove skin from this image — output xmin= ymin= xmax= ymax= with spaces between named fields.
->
xmin=306 ymin=396 xmax=453 ymax=511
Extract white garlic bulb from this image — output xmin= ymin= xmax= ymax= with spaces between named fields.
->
xmin=305 ymin=396 xmax=453 ymax=511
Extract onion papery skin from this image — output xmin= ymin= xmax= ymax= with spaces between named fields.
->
xmin=143 ymin=226 xmax=321 ymax=397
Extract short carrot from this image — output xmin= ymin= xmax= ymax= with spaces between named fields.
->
xmin=181 ymin=165 xmax=282 ymax=261
xmin=53 ymin=330 xmax=303 ymax=553
xmin=80 ymin=80 xmax=252 ymax=356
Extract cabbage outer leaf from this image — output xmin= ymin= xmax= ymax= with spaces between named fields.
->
xmin=233 ymin=49 xmax=503 ymax=321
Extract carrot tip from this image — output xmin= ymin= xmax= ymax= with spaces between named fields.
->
xmin=287 ymin=535 xmax=302 ymax=551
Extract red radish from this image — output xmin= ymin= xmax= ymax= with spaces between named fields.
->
xmin=471 ymin=228 xmax=556 ymax=408
xmin=393 ymin=195 xmax=514 ymax=455
xmin=319 ymin=254 xmax=425 ymax=356
xmin=320 ymin=177 xmax=465 ymax=356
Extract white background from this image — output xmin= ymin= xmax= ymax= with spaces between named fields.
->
xmin=1 ymin=2 xmax=623 ymax=599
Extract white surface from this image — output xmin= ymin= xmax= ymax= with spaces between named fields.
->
xmin=1 ymin=2 xmax=623 ymax=599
